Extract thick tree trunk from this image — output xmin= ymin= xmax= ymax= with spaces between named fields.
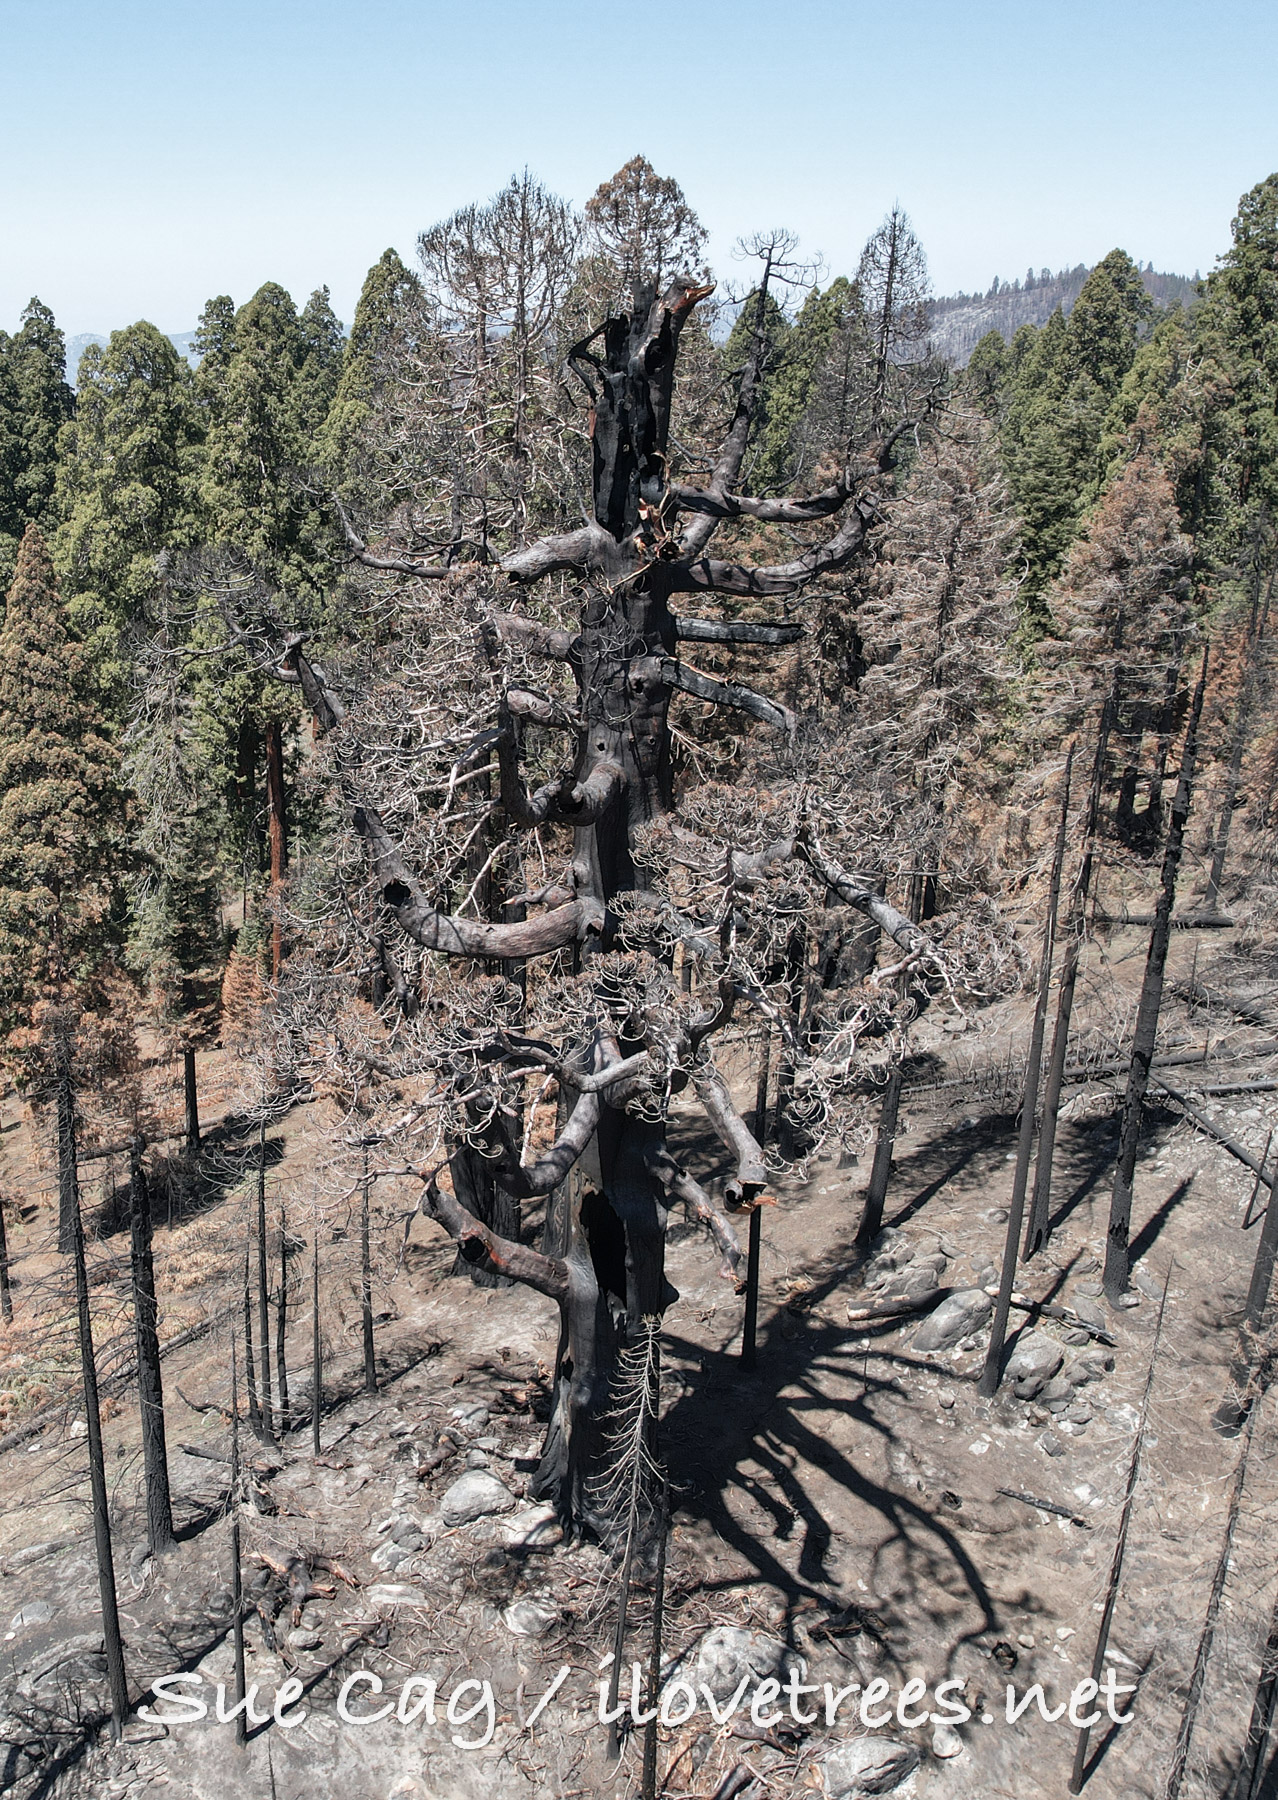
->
xmin=183 ymin=1048 xmax=200 ymax=1152
xmin=360 ymin=1142 xmax=376 ymax=1396
xmin=255 ymin=1122 xmax=275 ymax=1437
xmin=70 ymin=1182 xmax=130 ymax=1735
xmin=55 ymin=1022 xmax=80 ymax=1256
xmin=265 ymin=718 xmax=287 ymax=982
xmin=858 ymin=1067 xmax=904 ymax=1248
xmin=311 ymin=1230 xmax=322 ymax=1456
xmin=242 ymin=1238 xmax=261 ymax=1438
xmin=1104 ymin=654 xmax=1208 ymax=1304
xmin=228 ymin=1335 xmax=248 ymax=1747
xmin=0 ymin=1196 xmax=11 ymax=1324
xmin=129 ymin=1142 xmax=176 ymax=1556
xmin=275 ymin=1199 xmax=290 ymax=1433
xmin=980 ymin=751 xmax=1072 ymax=1395
xmin=1024 ymin=709 xmax=1111 ymax=1257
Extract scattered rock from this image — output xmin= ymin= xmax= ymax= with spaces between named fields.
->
xmin=931 ymin=1721 xmax=964 ymax=1758
xmin=1116 ymin=1292 xmax=1142 ymax=1309
xmin=912 ymin=1289 xmax=993 ymax=1353
xmin=498 ymin=1504 xmax=561 ymax=1548
xmin=679 ymin=1625 xmax=804 ymax=1703
xmin=1132 ymin=1266 xmax=1164 ymax=1301
xmin=440 ymin=1471 xmax=516 ymax=1526
xmin=1075 ymin=1281 xmax=1103 ymax=1297
xmin=896 ymin=1263 xmax=942 ymax=1300
xmin=465 ymin=1449 xmax=491 ymax=1469
xmin=1038 ymin=1432 xmax=1065 ymax=1458
xmin=10 ymin=1602 xmax=54 ymax=1629
xmin=1005 ymin=1332 xmax=1064 ymax=1388
xmin=1040 ymin=1376 xmax=1073 ymax=1405
xmin=287 ymin=1628 xmax=323 ymax=1651
xmin=502 ymin=1599 xmax=559 ymax=1637
xmin=823 ymin=1735 xmax=920 ymax=1796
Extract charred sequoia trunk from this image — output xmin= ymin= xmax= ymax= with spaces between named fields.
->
xmin=55 ymin=1021 xmax=80 ymax=1256
xmin=129 ymin=1141 xmax=176 ymax=1555
xmin=360 ymin=1140 xmax=376 ymax=1395
xmin=182 ymin=1047 xmax=200 ymax=1152
xmin=0 ymin=1196 xmax=11 ymax=1324
xmin=265 ymin=718 xmax=288 ymax=982
xmin=1104 ymin=654 xmax=1209 ymax=1304
xmin=255 ymin=1123 xmax=275 ymax=1438
xmin=69 ymin=1180 xmax=130 ymax=1735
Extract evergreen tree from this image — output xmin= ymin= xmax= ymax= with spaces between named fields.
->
xmin=293 ymin=286 xmax=345 ymax=448
xmin=316 ymin=249 xmax=423 ymax=514
xmin=754 ymin=278 xmax=863 ymax=490
xmin=0 ymin=525 xmax=125 ymax=1047
xmin=53 ymin=322 xmax=201 ymax=701
xmin=962 ymin=329 xmax=1009 ymax=419
xmin=1001 ymin=253 xmax=1154 ymax=611
xmin=9 ymin=300 xmax=74 ymax=535
xmin=0 ymin=339 xmax=26 ymax=589
xmin=195 ymin=283 xmax=334 ymax=611
xmin=1189 ymin=172 xmax=1278 ymax=565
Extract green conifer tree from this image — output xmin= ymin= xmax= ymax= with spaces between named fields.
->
xmin=317 ymin=249 xmax=423 ymax=514
xmin=53 ymin=322 xmax=201 ymax=703
xmin=0 ymin=525 xmax=125 ymax=1046
xmin=10 ymin=300 xmax=74 ymax=535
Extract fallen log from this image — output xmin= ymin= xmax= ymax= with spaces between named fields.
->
xmin=1151 ymin=1077 xmax=1274 ymax=1190
xmin=1097 ymin=911 xmax=1235 ymax=930
xmin=996 ymin=1487 xmax=1091 ymax=1527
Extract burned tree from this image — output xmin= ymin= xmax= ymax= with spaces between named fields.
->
xmin=226 ymin=263 xmax=997 ymax=1529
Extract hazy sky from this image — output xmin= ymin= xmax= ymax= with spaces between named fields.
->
xmin=2 ymin=0 xmax=1275 ymax=337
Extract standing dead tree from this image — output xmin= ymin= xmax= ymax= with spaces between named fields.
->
xmin=129 ymin=1138 xmax=175 ymax=1555
xmin=222 ymin=264 xmax=999 ymax=1528
xmin=1104 ymin=650 xmax=1209 ymax=1304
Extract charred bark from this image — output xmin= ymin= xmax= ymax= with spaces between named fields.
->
xmin=360 ymin=1141 xmax=376 ymax=1396
xmin=183 ymin=1048 xmax=200 ymax=1152
xmin=1104 ymin=653 xmax=1208 ymax=1304
xmin=129 ymin=1140 xmax=176 ymax=1556
xmin=69 ymin=1182 xmax=130 ymax=1736
xmin=265 ymin=718 xmax=287 ymax=983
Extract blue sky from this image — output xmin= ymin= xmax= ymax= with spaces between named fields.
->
xmin=2 ymin=0 xmax=1275 ymax=337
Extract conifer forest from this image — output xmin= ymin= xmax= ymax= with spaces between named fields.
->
xmin=4 ymin=155 xmax=1278 ymax=1800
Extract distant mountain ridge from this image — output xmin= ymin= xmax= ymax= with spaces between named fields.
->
xmin=66 ymin=330 xmax=200 ymax=387
xmin=928 ymin=263 xmax=1201 ymax=367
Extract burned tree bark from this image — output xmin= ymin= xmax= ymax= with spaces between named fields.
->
xmin=69 ymin=1180 xmax=130 ymax=1736
xmin=255 ymin=1122 xmax=275 ymax=1439
xmin=183 ymin=1048 xmax=200 ymax=1152
xmin=54 ymin=1019 xmax=81 ymax=1257
xmin=265 ymin=717 xmax=288 ymax=984
xmin=1104 ymin=652 xmax=1209 ymax=1305
xmin=129 ymin=1139 xmax=176 ymax=1556
xmin=0 ymin=1195 xmax=11 ymax=1324
xmin=360 ymin=1140 xmax=376 ymax=1396
xmin=242 ymin=1233 xmax=261 ymax=1439
xmin=275 ymin=1198 xmax=290 ymax=1434
xmin=311 ymin=1228 xmax=322 ymax=1455
xmin=979 ymin=750 xmax=1072 ymax=1395
xmin=1024 ymin=704 xmax=1112 ymax=1258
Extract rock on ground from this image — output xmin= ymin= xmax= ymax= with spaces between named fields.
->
xmin=911 ymin=1289 xmax=992 ymax=1352
xmin=439 ymin=1471 xmax=516 ymax=1526
xmin=823 ymin=1735 xmax=921 ymax=1795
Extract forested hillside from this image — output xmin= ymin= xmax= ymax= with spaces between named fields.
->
xmin=928 ymin=261 xmax=1201 ymax=365
xmin=3 ymin=158 xmax=1278 ymax=1800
